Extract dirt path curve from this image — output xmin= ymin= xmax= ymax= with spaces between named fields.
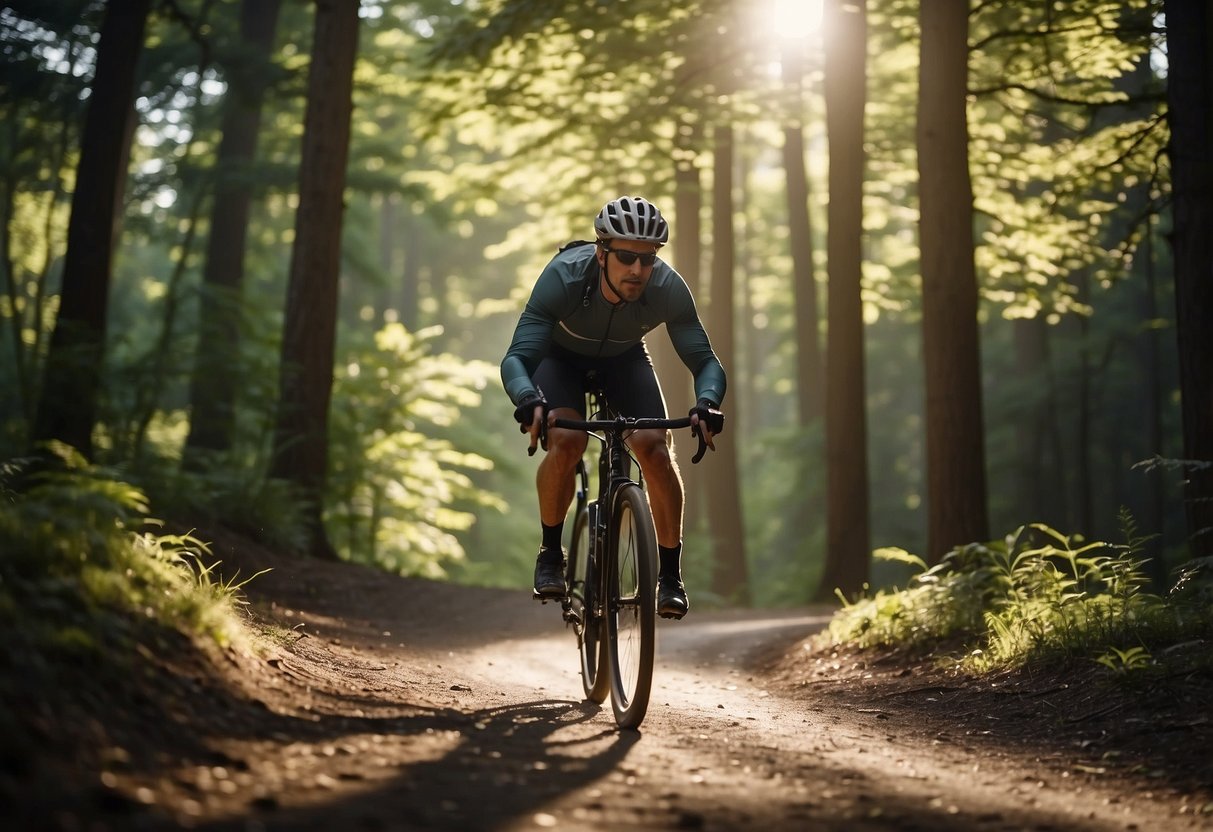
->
xmin=118 ymin=535 xmax=1208 ymax=831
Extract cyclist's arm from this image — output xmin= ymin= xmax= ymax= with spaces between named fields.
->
xmin=664 ymin=280 xmax=727 ymax=408
xmin=501 ymin=309 xmax=550 ymax=406
xmin=501 ymin=263 xmax=576 ymax=405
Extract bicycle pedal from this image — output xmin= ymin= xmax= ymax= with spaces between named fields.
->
xmin=657 ymin=609 xmax=686 ymax=621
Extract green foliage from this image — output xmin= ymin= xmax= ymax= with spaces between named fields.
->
xmin=326 ymin=323 xmax=503 ymax=578
xmin=1093 ymin=644 xmax=1152 ymax=674
xmin=0 ymin=443 xmax=258 ymax=649
xmin=974 ymin=518 xmax=1162 ymax=669
xmin=1169 ymin=555 xmax=1213 ymax=607
xmin=967 ymin=0 xmax=1163 ymax=315
xmin=828 ymin=542 xmax=1001 ymax=650
xmin=826 ymin=515 xmax=1212 ymax=674
xmin=1 ymin=0 xmax=1189 ymax=608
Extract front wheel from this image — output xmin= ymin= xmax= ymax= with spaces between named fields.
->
xmin=605 ymin=483 xmax=657 ymax=729
xmin=568 ymin=501 xmax=608 ymax=703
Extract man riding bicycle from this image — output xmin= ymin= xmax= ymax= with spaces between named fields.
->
xmin=501 ymin=195 xmax=726 ymax=620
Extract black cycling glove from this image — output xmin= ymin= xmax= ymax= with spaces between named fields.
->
xmin=689 ymin=398 xmax=725 ymax=434
xmin=513 ymin=393 xmax=547 ymax=432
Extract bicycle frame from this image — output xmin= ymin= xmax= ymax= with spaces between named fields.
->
xmin=557 ymin=386 xmax=697 ymax=626
xmin=550 ymin=381 xmax=703 ymax=727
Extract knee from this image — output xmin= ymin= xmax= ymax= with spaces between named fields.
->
xmin=546 ymin=428 xmax=587 ymax=464
xmin=631 ymin=430 xmax=673 ymax=470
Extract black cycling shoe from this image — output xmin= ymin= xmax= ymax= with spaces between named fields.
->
xmin=532 ymin=550 xmax=567 ymax=600
xmin=657 ymin=576 xmax=690 ymax=620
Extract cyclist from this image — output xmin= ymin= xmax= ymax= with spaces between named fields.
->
xmin=501 ymin=195 xmax=726 ymax=620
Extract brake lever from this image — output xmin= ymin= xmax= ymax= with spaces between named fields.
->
xmin=691 ymin=424 xmax=708 ymax=464
xmin=527 ymin=416 xmax=549 ymax=456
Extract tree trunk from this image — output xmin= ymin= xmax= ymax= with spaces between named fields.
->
xmin=1140 ymin=216 xmax=1168 ymax=585
xmin=1163 ymin=0 xmax=1213 ymax=559
xmin=916 ymin=0 xmax=989 ymax=562
xmin=818 ymin=0 xmax=871 ymax=601
xmin=669 ymin=135 xmax=704 ymax=534
xmin=781 ymin=47 xmax=824 ymax=427
xmin=706 ymin=120 xmax=750 ymax=605
xmin=269 ymin=0 xmax=361 ymax=559
xmin=738 ymin=131 xmax=759 ymax=422
xmin=185 ymin=0 xmax=282 ymax=464
xmin=30 ymin=0 xmax=151 ymax=459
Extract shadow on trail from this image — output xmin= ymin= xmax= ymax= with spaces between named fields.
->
xmin=191 ymin=697 xmax=639 ymax=831
xmin=4 ymin=606 xmax=624 ymax=832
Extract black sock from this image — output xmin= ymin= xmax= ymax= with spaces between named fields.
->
xmin=540 ymin=522 xmax=564 ymax=557
xmin=658 ymin=543 xmax=682 ymax=581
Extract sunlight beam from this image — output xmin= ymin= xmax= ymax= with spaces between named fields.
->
xmin=770 ymin=0 xmax=823 ymax=41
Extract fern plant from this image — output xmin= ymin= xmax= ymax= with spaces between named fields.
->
xmin=0 ymin=443 xmax=258 ymax=649
xmin=1093 ymin=645 xmax=1153 ymax=675
xmin=825 ymin=514 xmax=1212 ymax=674
xmin=975 ymin=519 xmax=1166 ymax=668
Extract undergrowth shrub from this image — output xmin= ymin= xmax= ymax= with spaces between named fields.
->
xmin=326 ymin=324 xmax=503 ymax=578
xmin=0 ymin=444 xmax=261 ymax=651
xmin=826 ymin=511 xmax=1213 ymax=672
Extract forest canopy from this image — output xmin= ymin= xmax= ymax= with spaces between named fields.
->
xmin=1 ymin=0 xmax=1206 ymax=606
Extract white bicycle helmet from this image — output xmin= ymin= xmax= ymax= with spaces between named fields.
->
xmin=594 ymin=196 xmax=669 ymax=245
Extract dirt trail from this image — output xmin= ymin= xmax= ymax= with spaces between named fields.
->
xmin=19 ymin=532 xmax=1212 ymax=831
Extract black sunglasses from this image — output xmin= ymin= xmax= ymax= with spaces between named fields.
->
xmin=603 ymin=246 xmax=658 ymax=267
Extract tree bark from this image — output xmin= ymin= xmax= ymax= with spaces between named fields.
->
xmin=706 ymin=120 xmax=750 ymax=605
xmin=31 ymin=0 xmax=151 ymax=459
xmin=269 ymin=0 xmax=361 ymax=559
xmin=818 ymin=0 xmax=871 ymax=601
xmin=185 ymin=0 xmax=283 ymax=464
xmin=1163 ymin=0 xmax=1213 ymax=559
xmin=917 ymin=0 xmax=989 ymax=562
xmin=1139 ymin=217 xmax=1168 ymax=584
xmin=782 ymin=47 xmax=824 ymax=427
xmin=668 ymin=133 xmax=704 ymax=533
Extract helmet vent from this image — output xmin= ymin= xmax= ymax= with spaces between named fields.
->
xmin=594 ymin=196 xmax=669 ymax=244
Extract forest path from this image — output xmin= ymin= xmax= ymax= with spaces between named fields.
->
xmin=67 ymin=531 xmax=1209 ymax=831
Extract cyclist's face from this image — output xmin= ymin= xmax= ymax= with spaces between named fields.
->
xmin=598 ymin=240 xmax=661 ymax=303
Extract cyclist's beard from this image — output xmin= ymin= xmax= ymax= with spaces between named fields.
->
xmin=601 ymin=265 xmax=636 ymax=305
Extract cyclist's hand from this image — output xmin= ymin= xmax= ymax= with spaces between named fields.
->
xmin=689 ymin=399 xmax=724 ymax=452
xmin=513 ymin=394 xmax=548 ymax=455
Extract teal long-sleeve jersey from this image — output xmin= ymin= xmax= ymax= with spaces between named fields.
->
xmin=500 ymin=243 xmax=727 ymax=407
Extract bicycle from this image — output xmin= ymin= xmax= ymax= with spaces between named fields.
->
xmin=534 ymin=376 xmax=713 ymax=729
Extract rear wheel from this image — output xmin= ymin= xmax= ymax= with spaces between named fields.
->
xmin=606 ymin=484 xmax=657 ymax=728
xmin=568 ymin=502 xmax=608 ymax=702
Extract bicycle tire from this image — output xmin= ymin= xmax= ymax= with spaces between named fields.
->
xmin=568 ymin=502 xmax=609 ymax=703
xmin=605 ymin=483 xmax=657 ymax=728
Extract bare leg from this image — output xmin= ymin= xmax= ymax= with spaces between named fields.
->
xmin=627 ymin=428 xmax=684 ymax=548
xmin=537 ymin=408 xmax=587 ymax=527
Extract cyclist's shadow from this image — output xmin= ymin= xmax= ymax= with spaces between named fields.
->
xmin=391 ymin=696 xmax=638 ymax=827
xmin=405 ymin=698 xmax=635 ymax=824
xmin=194 ymin=695 xmax=638 ymax=830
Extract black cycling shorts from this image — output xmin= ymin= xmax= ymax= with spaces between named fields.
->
xmin=533 ymin=342 xmax=668 ymax=418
